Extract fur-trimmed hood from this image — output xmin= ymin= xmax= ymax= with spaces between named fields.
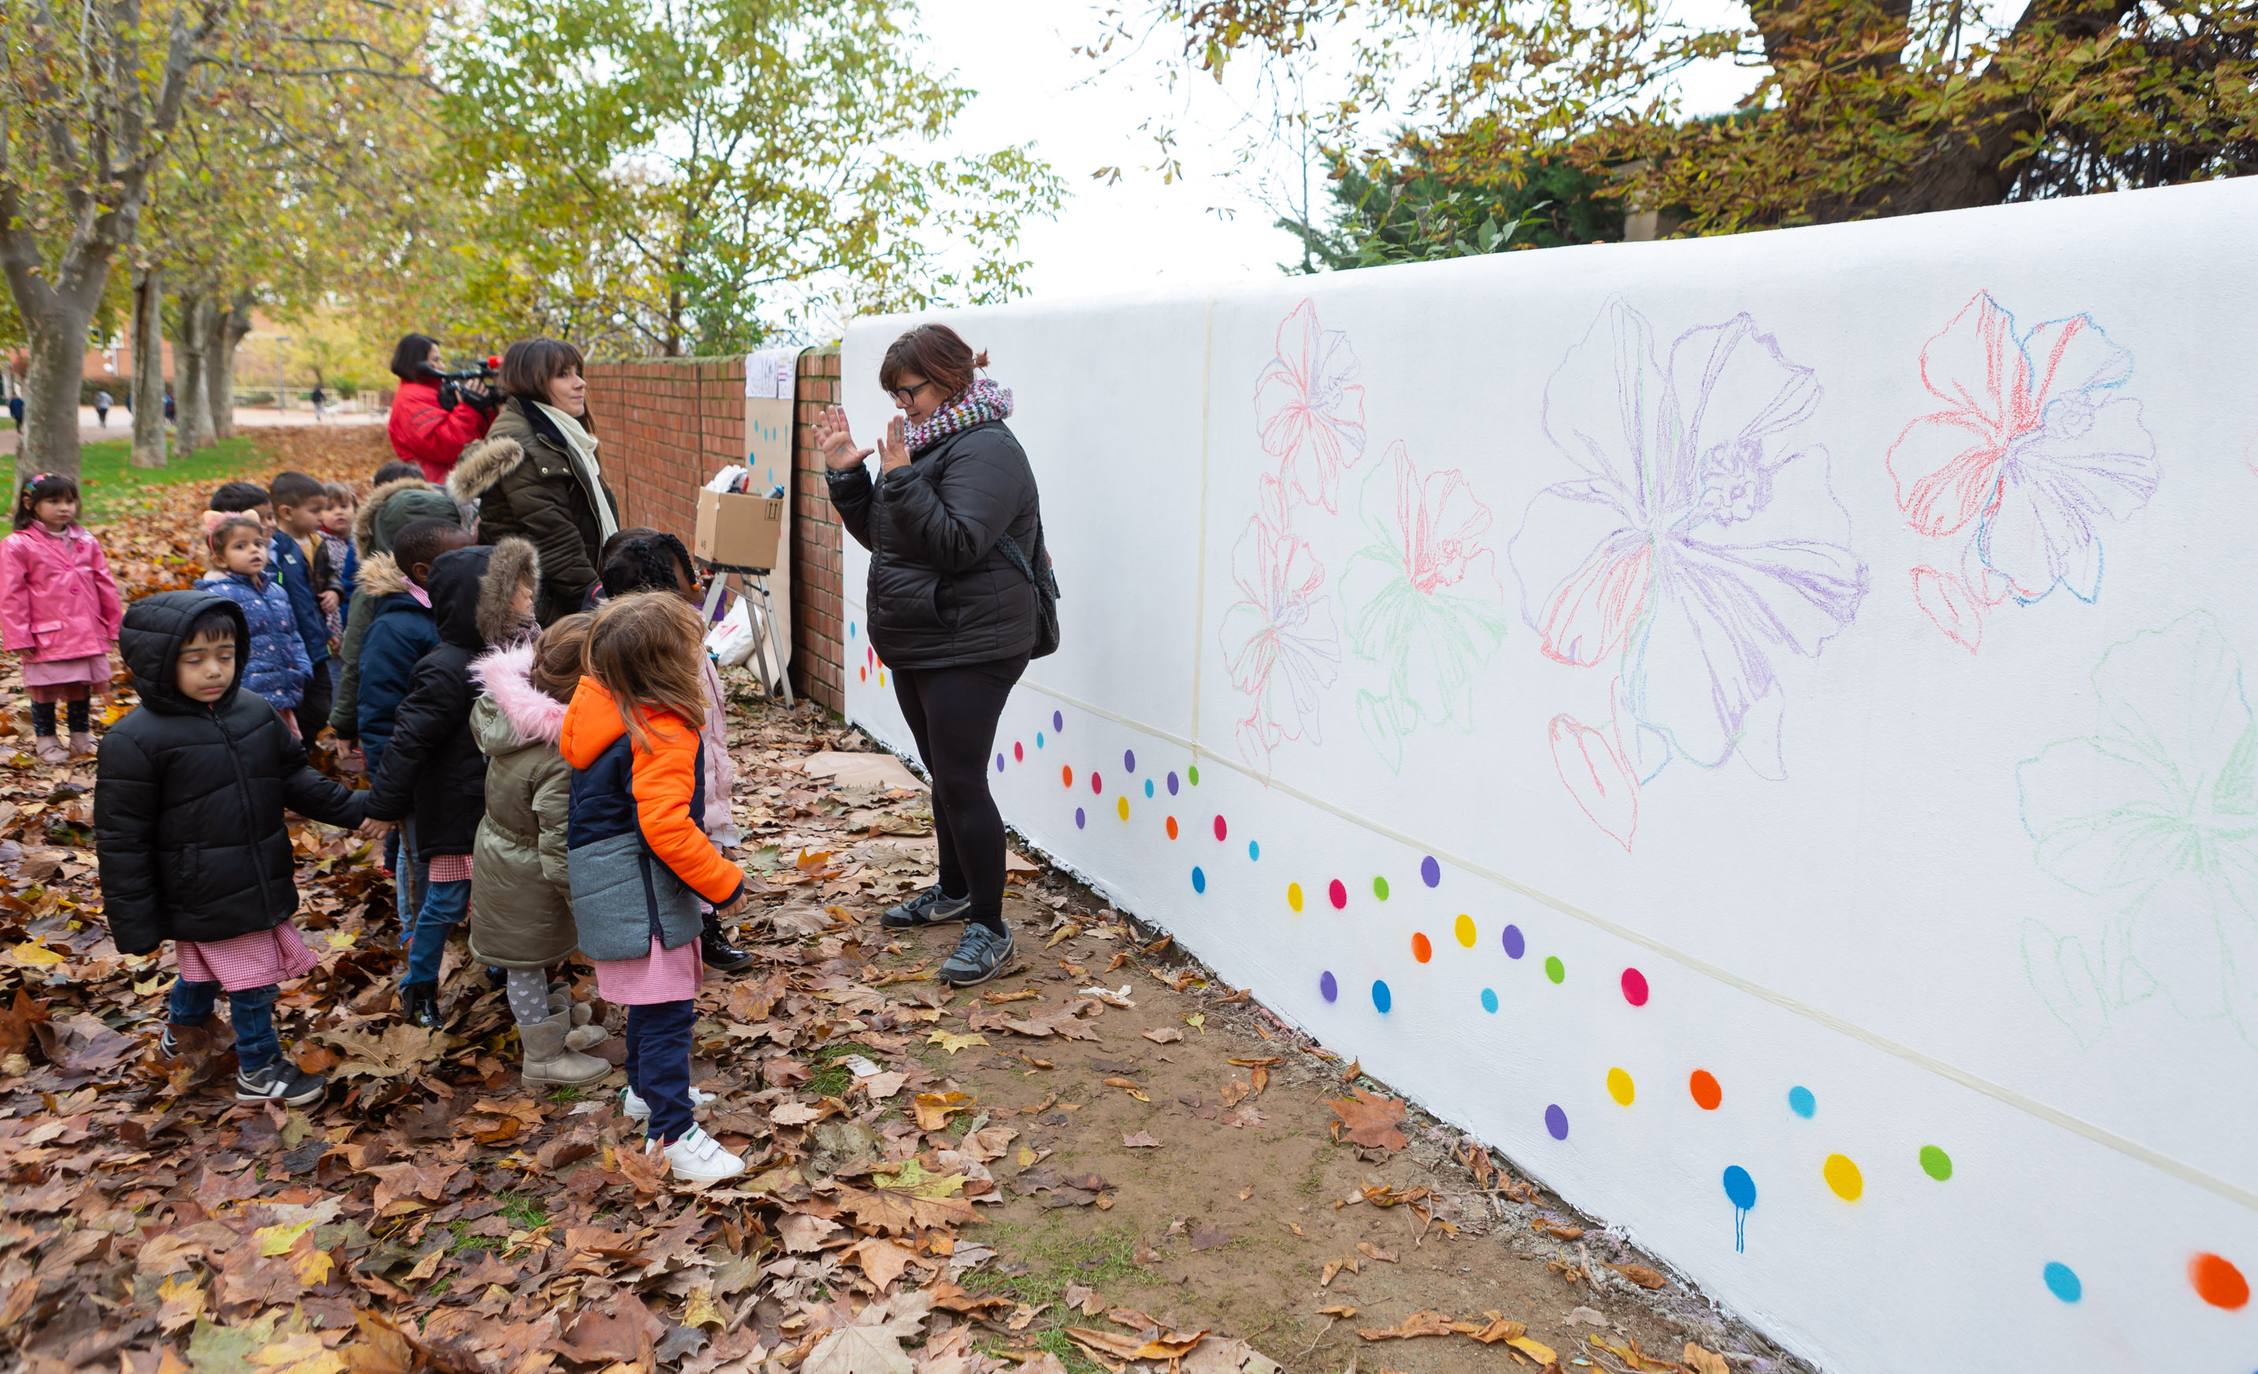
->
xmin=356 ymin=551 xmax=411 ymax=600
xmin=470 ymin=639 xmax=565 ymax=753
xmin=357 ymin=476 xmax=441 ymax=558
xmin=475 ymin=538 xmax=540 ymax=647
xmin=449 ymin=436 xmax=526 ymax=504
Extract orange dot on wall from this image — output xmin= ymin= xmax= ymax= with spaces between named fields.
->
xmin=1689 ymin=1070 xmax=1722 ymax=1111
xmin=1411 ymin=933 xmax=1433 ymax=963
xmin=1166 ymin=816 xmax=1180 ymax=840
xmin=1062 ymin=765 xmax=1074 ymax=789
xmin=2191 ymin=1253 xmax=2249 ymax=1310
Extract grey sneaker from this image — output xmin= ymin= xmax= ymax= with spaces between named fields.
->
xmin=235 ymin=1062 xmax=328 ymax=1107
xmin=939 ymin=924 xmax=1015 ymax=987
xmin=882 ymin=884 xmax=972 ymax=929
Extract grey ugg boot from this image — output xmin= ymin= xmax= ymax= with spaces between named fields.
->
xmin=520 ymin=1015 xmax=609 ymax=1086
xmin=549 ymin=986 xmax=607 ymax=1051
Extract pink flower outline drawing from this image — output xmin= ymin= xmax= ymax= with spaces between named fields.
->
xmin=1888 ymin=291 xmax=2158 ymax=653
xmin=1219 ymin=475 xmax=1341 ymax=769
xmin=1509 ymin=298 xmax=1868 ymax=850
xmin=1255 ymin=299 xmax=1367 ymax=514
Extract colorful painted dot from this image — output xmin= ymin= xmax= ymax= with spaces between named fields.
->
xmin=1502 ymin=925 xmax=1526 ymax=959
xmin=878 ymin=671 xmax=886 ymax=686
xmin=1074 ymin=808 xmax=1086 ymax=829
xmin=1191 ymin=867 xmax=1207 ymax=894
xmin=1036 ymin=732 xmax=1045 ymax=749
xmin=1165 ymin=816 xmax=1180 ymax=840
xmin=1788 ymin=1086 xmax=1816 ymax=1119
xmin=1166 ymin=771 xmax=1180 ymax=795
xmin=1607 ymin=1067 xmax=1635 ymax=1106
xmin=1052 ymin=710 xmax=1063 ymax=731
xmin=1328 ymin=879 xmax=1348 ymax=910
xmin=2191 ymin=1253 xmax=2250 ymax=1310
xmin=1822 ymin=1153 xmax=1863 ymax=1202
xmin=1247 ymin=841 xmax=1260 ymax=861
xmin=2043 ymin=1262 xmax=2082 ymax=1303
xmin=1123 ymin=749 xmax=1137 ymax=772
xmin=1620 ymin=968 xmax=1650 ymax=1006
xmin=849 ymin=622 xmax=857 ymax=638
xmin=1918 ymin=1145 xmax=1952 ymax=1181
xmin=1544 ymin=1105 xmax=1569 ymax=1140
xmin=1689 ymin=1070 xmax=1723 ymax=1111
xmin=1287 ymin=882 xmax=1305 ymax=913
xmin=1372 ymin=876 xmax=1390 ymax=900
xmin=1213 ymin=814 xmax=1228 ymax=841
xmin=1544 ymin=956 xmax=1566 ymax=984
xmin=1090 ymin=772 xmax=1103 ymax=795
xmin=1188 ymin=765 xmax=1201 ymax=785
xmin=858 ymin=666 xmax=868 ymax=682
xmin=1116 ymin=796 xmax=1131 ymax=821
xmin=1371 ymin=980 xmax=1392 ymax=1013
xmin=1319 ymin=971 xmax=1338 ymax=1002
xmin=1419 ymin=855 xmax=1441 ymax=887
xmin=1453 ymin=914 xmax=1476 ymax=948
xmin=1411 ymin=933 xmax=1433 ymax=963
xmin=1722 ymin=1165 xmax=1757 ymax=1210
xmin=1480 ymin=988 xmax=1499 ymax=1013
xmin=995 ymin=753 xmax=1005 ymax=773
xmin=1061 ymin=765 xmax=1074 ymax=788
xmin=1014 ymin=741 xmax=1025 ymax=762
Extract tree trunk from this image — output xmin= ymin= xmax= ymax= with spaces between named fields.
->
xmin=173 ymin=291 xmax=217 ymax=453
xmin=19 ymin=314 xmax=92 ymax=480
xmin=130 ymin=268 xmax=168 ymax=469
xmin=207 ymin=290 xmax=253 ymax=438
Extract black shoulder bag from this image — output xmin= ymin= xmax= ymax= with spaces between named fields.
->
xmin=995 ymin=523 xmax=1061 ymax=659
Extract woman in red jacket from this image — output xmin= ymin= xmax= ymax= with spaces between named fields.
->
xmin=385 ymin=333 xmax=496 ymax=483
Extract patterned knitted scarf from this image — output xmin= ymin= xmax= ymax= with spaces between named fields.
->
xmin=902 ymin=377 xmax=1013 ymax=454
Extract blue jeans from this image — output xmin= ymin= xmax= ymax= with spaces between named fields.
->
xmin=626 ymin=1001 xmax=696 ymax=1143
xmin=389 ymin=819 xmax=421 ymax=935
xmin=168 ymin=978 xmax=279 ymax=1074
xmin=401 ymin=876 xmax=470 ymax=987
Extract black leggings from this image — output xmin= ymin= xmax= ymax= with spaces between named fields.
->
xmin=31 ymin=696 xmax=90 ymax=736
xmin=891 ymin=654 xmax=1028 ymax=932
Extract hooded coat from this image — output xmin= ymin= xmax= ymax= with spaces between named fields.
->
xmin=388 ymin=376 xmax=495 ymax=483
xmin=0 ymin=523 xmax=125 ymax=663
xmin=362 ymin=542 xmax=527 ymax=856
xmin=450 ymin=400 xmax=618 ymax=626
xmin=196 ymin=568 xmax=312 ymax=713
xmin=559 ymin=678 xmax=743 ymax=962
xmin=353 ymin=556 xmax=436 ymax=771
xmin=825 ymin=419 xmax=1042 ymax=670
xmin=466 ymin=636 xmax=575 ymax=968
xmin=94 ymin=592 xmax=364 ymax=955
xmin=331 ymin=477 xmax=461 ymax=740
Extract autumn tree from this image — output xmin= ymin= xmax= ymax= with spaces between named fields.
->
xmin=1111 ymin=0 xmax=2257 ymax=237
xmin=436 ymin=0 xmax=1064 ymax=356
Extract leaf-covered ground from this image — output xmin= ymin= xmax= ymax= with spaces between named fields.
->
xmin=0 ymin=428 xmax=1814 ymax=1374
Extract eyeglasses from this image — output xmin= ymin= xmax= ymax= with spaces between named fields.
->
xmin=889 ymin=379 xmax=938 ymax=407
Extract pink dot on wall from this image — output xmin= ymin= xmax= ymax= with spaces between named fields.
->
xmin=1013 ymin=742 xmax=1024 ymax=762
xmin=1091 ymin=772 xmax=1103 ymax=795
xmin=1621 ymin=968 xmax=1650 ymax=1006
xmin=1327 ymin=879 xmax=1348 ymax=910
xmin=1213 ymin=815 xmax=1228 ymax=841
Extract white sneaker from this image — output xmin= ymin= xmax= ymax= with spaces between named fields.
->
xmin=648 ymin=1125 xmax=745 ymax=1183
xmin=620 ymin=1084 xmax=716 ymax=1120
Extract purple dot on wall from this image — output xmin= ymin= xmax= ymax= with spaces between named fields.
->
xmin=1328 ymin=879 xmax=1348 ymax=910
xmin=1074 ymin=808 xmax=1086 ymax=829
xmin=1319 ymin=971 xmax=1339 ymax=1002
xmin=1123 ymin=749 xmax=1137 ymax=772
xmin=1213 ymin=815 xmax=1228 ymax=841
xmin=994 ymin=754 xmax=1004 ymax=773
xmin=1053 ymin=710 xmax=1064 ymax=732
xmin=1420 ymin=856 xmax=1442 ymax=888
xmin=1502 ymin=924 xmax=1526 ymax=959
xmin=1167 ymin=771 xmax=1180 ymax=795
xmin=1091 ymin=772 xmax=1103 ymax=795
xmin=1545 ymin=1105 xmax=1570 ymax=1140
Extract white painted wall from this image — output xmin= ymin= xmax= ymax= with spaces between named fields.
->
xmin=838 ymin=178 xmax=2258 ymax=1372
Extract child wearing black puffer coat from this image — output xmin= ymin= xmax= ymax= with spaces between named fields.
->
xmin=95 ymin=591 xmax=370 ymax=1106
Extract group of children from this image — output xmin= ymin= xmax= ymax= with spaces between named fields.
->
xmin=25 ymin=462 xmax=759 ymax=1183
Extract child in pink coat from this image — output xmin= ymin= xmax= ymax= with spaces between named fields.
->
xmin=1 ymin=474 xmax=124 ymax=764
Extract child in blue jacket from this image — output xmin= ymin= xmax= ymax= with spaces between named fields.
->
xmin=197 ymin=516 xmax=310 ymax=724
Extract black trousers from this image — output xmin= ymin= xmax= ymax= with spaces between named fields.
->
xmin=891 ymin=653 xmax=1029 ymax=931
xmin=296 ymin=658 xmax=334 ymax=743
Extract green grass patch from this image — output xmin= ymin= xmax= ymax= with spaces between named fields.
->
xmin=546 ymin=1084 xmax=588 ymax=1106
xmin=964 ymin=1222 xmax=1146 ymax=1308
xmin=496 ymin=1192 xmax=549 ymax=1231
xmin=1 ymin=435 xmax=268 ymax=522
xmin=807 ymin=1040 xmax=883 ymax=1099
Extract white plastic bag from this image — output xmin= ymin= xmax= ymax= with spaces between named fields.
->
xmin=705 ymin=597 xmax=758 ymax=668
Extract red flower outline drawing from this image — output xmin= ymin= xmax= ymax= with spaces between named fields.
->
xmin=1255 ymin=299 xmax=1367 ymax=514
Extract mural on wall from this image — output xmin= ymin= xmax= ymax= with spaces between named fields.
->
xmin=1888 ymin=291 xmax=2159 ymax=653
xmin=838 ymin=179 xmax=2258 ymax=1374
xmin=1508 ymin=299 xmax=1868 ymax=851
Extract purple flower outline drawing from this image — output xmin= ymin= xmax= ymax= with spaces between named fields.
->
xmin=1508 ymin=298 xmax=1868 ymax=851
xmin=1219 ymin=474 xmax=1342 ymax=769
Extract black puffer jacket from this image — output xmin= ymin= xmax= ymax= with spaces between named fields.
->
xmin=449 ymin=400 xmax=617 ymax=626
xmin=363 ymin=546 xmax=505 ymax=856
xmin=94 ymin=591 xmax=365 ymax=955
xmin=827 ymin=419 xmax=1041 ymax=670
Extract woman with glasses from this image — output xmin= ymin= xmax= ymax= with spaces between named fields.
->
xmin=814 ymin=324 xmax=1044 ymax=988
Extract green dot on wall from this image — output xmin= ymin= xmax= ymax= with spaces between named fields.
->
xmin=1919 ymin=1145 xmax=1953 ymax=1181
xmin=1188 ymin=765 xmax=1201 ymax=786
xmin=1372 ymin=876 xmax=1390 ymax=900
xmin=1544 ymin=956 xmax=1565 ymax=984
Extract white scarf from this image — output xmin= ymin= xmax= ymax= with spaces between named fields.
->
xmin=535 ymin=401 xmax=619 ymax=542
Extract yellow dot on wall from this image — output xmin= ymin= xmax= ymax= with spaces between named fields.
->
xmin=1454 ymin=914 xmax=1477 ymax=948
xmin=1823 ymin=1153 xmax=1864 ymax=1202
xmin=1606 ymin=1067 xmax=1635 ymax=1107
xmin=1287 ymin=882 xmax=1305 ymax=913
xmin=1116 ymin=795 xmax=1130 ymax=822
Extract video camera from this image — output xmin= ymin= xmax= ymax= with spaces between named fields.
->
xmin=421 ymin=356 xmax=503 ymax=412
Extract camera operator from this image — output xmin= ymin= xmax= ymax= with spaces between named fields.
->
xmin=386 ymin=333 xmax=499 ymax=483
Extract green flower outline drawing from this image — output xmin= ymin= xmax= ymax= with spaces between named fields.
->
xmin=2017 ymin=611 xmax=2258 ymax=1048
xmin=1341 ymin=441 xmax=1512 ymax=772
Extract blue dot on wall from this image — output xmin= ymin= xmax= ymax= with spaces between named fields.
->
xmin=1247 ymin=840 xmax=1260 ymax=861
xmin=2043 ymin=1262 xmax=2082 ymax=1303
xmin=1420 ymin=856 xmax=1442 ymax=888
xmin=1502 ymin=924 xmax=1527 ymax=959
xmin=1371 ymin=980 xmax=1392 ymax=1014
xmin=994 ymin=754 xmax=1005 ymax=773
xmin=1319 ymin=970 xmax=1338 ymax=1002
xmin=1479 ymin=988 xmax=1499 ymax=1014
xmin=1074 ymin=807 xmax=1086 ymax=829
xmin=1144 ymin=779 xmax=1155 ymax=799
xmin=1191 ymin=866 xmax=1207 ymax=894
xmin=1167 ymin=771 xmax=1180 ymax=795
xmin=1124 ymin=749 xmax=1137 ymax=772
xmin=1723 ymin=1165 xmax=1757 ymax=1254
xmin=849 ymin=622 xmax=857 ymax=639
xmin=1053 ymin=710 xmax=1064 ymax=732
xmin=1544 ymin=1104 xmax=1569 ymax=1140
xmin=1788 ymin=1086 xmax=1817 ymax=1119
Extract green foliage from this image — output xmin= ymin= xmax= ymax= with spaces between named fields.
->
xmin=1279 ymin=138 xmax=1622 ymax=271
xmin=0 ymin=435 xmax=264 ymax=523
xmin=435 ymin=0 xmax=1064 ymax=356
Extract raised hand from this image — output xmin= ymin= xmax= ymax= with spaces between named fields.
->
xmin=877 ymin=415 xmax=911 ymax=473
xmin=815 ymin=405 xmax=872 ymax=471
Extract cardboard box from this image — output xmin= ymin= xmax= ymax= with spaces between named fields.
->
xmin=694 ymin=488 xmax=785 ymax=568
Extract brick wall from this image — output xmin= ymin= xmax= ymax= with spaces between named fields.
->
xmin=583 ymin=348 xmax=847 ymax=715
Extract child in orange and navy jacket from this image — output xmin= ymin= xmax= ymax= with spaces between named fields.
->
xmin=559 ymin=591 xmax=748 ymax=1183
